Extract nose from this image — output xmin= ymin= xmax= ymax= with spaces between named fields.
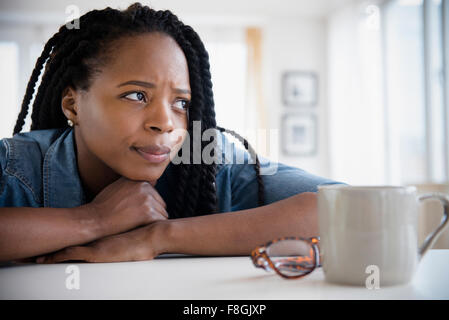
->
xmin=144 ymin=99 xmax=174 ymax=133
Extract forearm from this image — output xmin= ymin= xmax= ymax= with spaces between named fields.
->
xmin=161 ymin=192 xmax=318 ymax=256
xmin=0 ymin=205 xmax=100 ymax=261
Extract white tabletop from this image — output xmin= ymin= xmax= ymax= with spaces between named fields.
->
xmin=0 ymin=249 xmax=448 ymax=300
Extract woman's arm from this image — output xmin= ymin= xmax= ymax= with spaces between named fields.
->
xmin=0 ymin=177 xmax=167 ymax=262
xmin=33 ymin=192 xmax=318 ymax=264
xmin=0 ymin=206 xmax=99 ymax=261
xmin=160 ymin=192 xmax=318 ymax=256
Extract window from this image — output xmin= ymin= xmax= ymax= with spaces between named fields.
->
xmin=207 ymin=41 xmax=248 ymax=135
xmin=0 ymin=42 xmax=19 ymax=139
xmin=0 ymin=23 xmax=56 ymax=137
xmin=383 ymin=0 xmax=427 ymax=184
xmin=425 ymin=0 xmax=446 ymax=182
xmin=198 ymin=26 xmax=259 ymax=148
xmin=328 ymin=0 xmax=448 ymax=185
xmin=383 ymin=0 xmax=448 ymax=184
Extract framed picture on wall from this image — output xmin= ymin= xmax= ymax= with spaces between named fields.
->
xmin=282 ymin=113 xmax=317 ymax=156
xmin=282 ymin=71 xmax=318 ymax=107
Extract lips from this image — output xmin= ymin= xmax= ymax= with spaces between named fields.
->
xmin=133 ymin=144 xmax=171 ymax=163
xmin=135 ymin=144 xmax=171 ymax=155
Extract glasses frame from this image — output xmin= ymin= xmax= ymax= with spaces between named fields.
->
xmin=251 ymin=236 xmax=321 ymax=279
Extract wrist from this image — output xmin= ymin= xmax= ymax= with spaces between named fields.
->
xmin=150 ymin=219 xmax=179 ymax=255
xmin=68 ymin=204 xmax=103 ymax=241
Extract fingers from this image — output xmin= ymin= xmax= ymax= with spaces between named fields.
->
xmin=121 ymin=176 xmax=166 ymax=210
xmin=35 ymin=246 xmax=93 ymax=264
xmin=143 ymin=183 xmax=166 ymax=210
xmin=147 ymin=194 xmax=169 ymax=219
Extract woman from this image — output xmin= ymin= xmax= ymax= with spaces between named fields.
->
xmin=0 ymin=3 xmax=342 ymax=263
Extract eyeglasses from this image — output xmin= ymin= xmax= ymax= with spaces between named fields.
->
xmin=251 ymin=236 xmax=321 ymax=279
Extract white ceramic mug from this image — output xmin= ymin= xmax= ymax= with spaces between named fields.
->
xmin=317 ymin=185 xmax=449 ymax=286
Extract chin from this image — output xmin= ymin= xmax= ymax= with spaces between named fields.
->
xmin=119 ymin=151 xmax=170 ymax=182
xmin=125 ymin=166 xmax=166 ymax=182
xmin=130 ymin=171 xmax=162 ymax=182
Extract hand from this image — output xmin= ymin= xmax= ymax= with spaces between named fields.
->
xmin=84 ymin=176 xmax=168 ymax=238
xmin=35 ymin=221 xmax=167 ymax=263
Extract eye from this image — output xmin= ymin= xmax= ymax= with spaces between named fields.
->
xmin=173 ymin=99 xmax=190 ymax=111
xmin=123 ymin=91 xmax=147 ymax=102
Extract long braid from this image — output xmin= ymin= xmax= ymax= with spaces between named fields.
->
xmin=162 ymin=12 xmax=219 ymax=217
xmin=182 ymin=24 xmax=219 ymax=215
xmin=13 ymin=2 xmax=265 ymax=218
xmin=31 ymin=29 xmax=99 ymax=130
xmin=36 ymin=17 xmax=124 ymax=129
xmin=216 ymin=126 xmax=265 ymax=207
xmin=15 ymin=10 xmax=118 ymax=133
xmin=42 ymin=42 xmax=98 ymax=129
xmin=29 ymin=29 xmax=75 ymax=130
xmin=13 ymin=34 xmax=61 ymax=135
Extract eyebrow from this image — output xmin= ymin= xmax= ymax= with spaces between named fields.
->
xmin=117 ymin=80 xmax=191 ymax=94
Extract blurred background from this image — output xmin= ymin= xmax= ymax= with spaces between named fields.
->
xmin=0 ymin=0 xmax=448 ymax=186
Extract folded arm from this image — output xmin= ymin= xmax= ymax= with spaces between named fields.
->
xmin=160 ymin=192 xmax=318 ymax=256
xmin=34 ymin=192 xmax=318 ymax=263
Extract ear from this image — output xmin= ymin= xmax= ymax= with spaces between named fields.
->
xmin=61 ymin=86 xmax=79 ymax=124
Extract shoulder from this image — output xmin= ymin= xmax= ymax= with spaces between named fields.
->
xmin=214 ymin=129 xmax=343 ymax=187
xmin=0 ymin=128 xmax=67 ymax=205
xmin=213 ymin=130 xmax=346 ymax=209
xmin=1 ymin=128 xmax=67 ymax=170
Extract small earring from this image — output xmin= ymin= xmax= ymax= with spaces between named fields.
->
xmin=67 ymin=119 xmax=74 ymax=127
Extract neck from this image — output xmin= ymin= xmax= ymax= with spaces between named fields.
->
xmin=73 ymin=129 xmax=120 ymax=202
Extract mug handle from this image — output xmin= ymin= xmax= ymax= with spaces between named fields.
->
xmin=418 ymin=193 xmax=449 ymax=260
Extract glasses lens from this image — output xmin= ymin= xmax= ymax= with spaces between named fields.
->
xmin=265 ymin=239 xmax=316 ymax=277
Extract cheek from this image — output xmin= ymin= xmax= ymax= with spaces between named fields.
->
xmin=86 ymin=89 xmax=148 ymax=131
xmin=77 ymin=97 xmax=137 ymax=157
xmin=79 ymin=95 xmax=132 ymax=130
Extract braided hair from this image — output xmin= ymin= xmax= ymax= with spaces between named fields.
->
xmin=13 ymin=2 xmax=265 ymax=218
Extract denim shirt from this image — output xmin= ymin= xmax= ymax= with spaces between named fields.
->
xmin=0 ymin=127 xmax=344 ymax=213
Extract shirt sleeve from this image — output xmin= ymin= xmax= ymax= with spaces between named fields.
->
xmin=229 ymin=151 xmax=347 ymax=211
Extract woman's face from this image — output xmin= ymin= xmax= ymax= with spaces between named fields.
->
xmin=67 ymin=32 xmax=190 ymax=182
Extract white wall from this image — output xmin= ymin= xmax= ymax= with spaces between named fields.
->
xmin=262 ymin=17 xmax=330 ymax=177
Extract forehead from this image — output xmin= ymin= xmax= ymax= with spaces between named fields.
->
xmin=99 ymin=32 xmax=190 ymax=86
